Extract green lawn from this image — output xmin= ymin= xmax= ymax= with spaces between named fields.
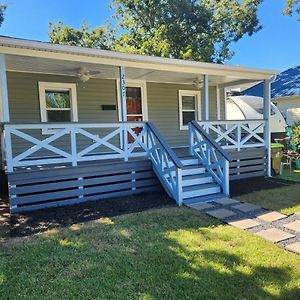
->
xmin=236 ymin=182 xmax=300 ymax=215
xmin=1 ymin=207 xmax=300 ymax=299
xmin=275 ymin=168 xmax=300 ymax=183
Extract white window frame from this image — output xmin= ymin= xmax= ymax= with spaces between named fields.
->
xmin=38 ymin=82 xmax=78 ymax=134
xmin=116 ymin=80 xmax=148 ymax=121
xmin=179 ymin=90 xmax=201 ymax=130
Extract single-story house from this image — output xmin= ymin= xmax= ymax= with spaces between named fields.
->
xmin=0 ymin=36 xmax=278 ymax=212
xmin=243 ymin=66 xmax=300 ymax=126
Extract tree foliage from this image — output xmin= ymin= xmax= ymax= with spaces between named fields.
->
xmin=283 ymin=0 xmax=300 ymax=20
xmin=111 ymin=0 xmax=263 ymax=62
xmin=48 ymin=0 xmax=263 ymax=63
xmin=0 ymin=4 xmax=6 ymax=27
xmin=48 ymin=21 xmax=111 ymax=50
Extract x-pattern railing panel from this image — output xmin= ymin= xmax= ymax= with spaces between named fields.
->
xmin=4 ymin=122 xmax=149 ymax=172
xmin=198 ymin=120 xmax=266 ymax=150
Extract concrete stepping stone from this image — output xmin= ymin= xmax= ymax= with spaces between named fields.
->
xmin=232 ymin=203 xmax=261 ymax=213
xmin=285 ymin=242 xmax=300 ymax=254
xmin=255 ymin=228 xmax=295 ymax=243
xmin=228 ymin=218 xmax=261 ymax=229
xmin=257 ymin=211 xmax=287 ymax=222
xmin=213 ymin=198 xmax=240 ymax=205
xmin=188 ymin=202 xmax=215 ymax=211
xmin=283 ymin=220 xmax=300 ymax=233
xmin=206 ymin=208 xmax=236 ymax=220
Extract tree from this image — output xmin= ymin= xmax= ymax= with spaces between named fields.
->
xmin=0 ymin=4 xmax=6 ymax=27
xmin=283 ymin=0 xmax=300 ymax=20
xmin=48 ymin=21 xmax=111 ymax=50
xmin=111 ymin=0 xmax=263 ymax=62
xmin=48 ymin=0 xmax=263 ymax=63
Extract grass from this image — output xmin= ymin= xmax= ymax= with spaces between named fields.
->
xmin=276 ymin=167 xmax=300 ymax=183
xmin=1 ymin=207 xmax=300 ymax=299
xmin=236 ymin=181 xmax=300 ymax=215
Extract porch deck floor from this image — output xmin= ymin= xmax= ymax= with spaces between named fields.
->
xmin=8 ymin=146 xmax=265 ymax=174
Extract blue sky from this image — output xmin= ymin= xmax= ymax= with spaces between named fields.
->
xmin=0 ymin=0 xmax=299 ymax=71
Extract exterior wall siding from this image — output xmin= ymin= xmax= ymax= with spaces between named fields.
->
xmin=5 ymin=71 xmax=223 ymax=155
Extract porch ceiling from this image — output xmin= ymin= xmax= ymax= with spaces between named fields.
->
xmin=1 ymin=36 xmax=278 ymax=87
xmin=5 ymin=54 xmax=260 ymax=87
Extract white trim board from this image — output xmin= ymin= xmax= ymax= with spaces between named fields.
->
xmin=38 ymin=82 xmax=78 ymax=134
xmin=178 ymin=90 xmax=201 ymax=130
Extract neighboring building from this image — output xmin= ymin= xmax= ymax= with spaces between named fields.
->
xmin=0 ymin=36 xmax=277 ymax=212
xmin=243 ymin=66 xmax=300 ymax=126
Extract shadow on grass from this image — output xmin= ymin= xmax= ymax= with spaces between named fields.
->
xmin=1 ymin=207 xmax=299 ymax=299
xmin=8 ymin=191 xmax=174 ymax=237
xmin=231 ymin=177 xmax=300 ymax=214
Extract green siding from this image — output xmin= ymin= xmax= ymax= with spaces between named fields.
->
xmin=7 ymin=72 xmax=119 ymax=123
xmin=147 ymin=82 xmax=218 ymax=146
xmin=5 ymin=71 xmax=222 ymax=155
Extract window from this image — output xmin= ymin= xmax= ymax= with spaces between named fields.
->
xmin=38 ymin=82 xmax=78 ymax=133
xmin=179 ymin=90 xmax=201 ymax=130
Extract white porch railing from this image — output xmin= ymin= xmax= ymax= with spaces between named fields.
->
xmin=4 ymin=122 xmax=150 ymax=172
xmin=196 ymin=120 xmax=266 ymax=150
xmin=3 ymin=122 xmax=184 ymax=205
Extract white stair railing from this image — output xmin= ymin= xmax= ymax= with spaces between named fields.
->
xmin=146 ymin=122 xmax=183 ymax=206
xmin=189 ymin=121 xmax=233 ymax=196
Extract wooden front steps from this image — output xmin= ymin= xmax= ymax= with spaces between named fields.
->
xmin=179 ymin=156 xmax=225 ymax=205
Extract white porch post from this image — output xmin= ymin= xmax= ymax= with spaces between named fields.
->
xmin=119 ymin=66 xmax=127 ymax=122
xmin=119 ymin=66 xmax=128 ymax=160
xmin=203 ymin=74 xmax=209 ymax=120
xmin=0 ymin=54 xmax=9 ymax=170
xmin=263 ymin=78 xmax=272 ymax=177
xmin=0 ymin=54 xmax=9 ymax=123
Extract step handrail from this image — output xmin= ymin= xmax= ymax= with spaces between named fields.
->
xmin=189 ymin=120 xmax=233 ymax=196
xmin=146 ymin=122 xmax=183 ymax=168
xmin=190 ymin=121 xmax=233 ymax=162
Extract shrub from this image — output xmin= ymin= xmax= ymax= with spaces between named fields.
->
xmin=292 ymin=121 xmax=300 ymax=152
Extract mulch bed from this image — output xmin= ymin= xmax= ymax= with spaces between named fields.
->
xmin=8 ymin=191 xmax=174 ymax=237
xmin=1 ymin=176 xmax=297 ymax=238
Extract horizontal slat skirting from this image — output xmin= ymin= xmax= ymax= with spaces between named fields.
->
xmin=11 ymin=170 xmax=155 ymax=194
xmin=229 ymin=164 xmax=267 ymax=175
xmin=230 ymin=170 xmax=266 ymax=180
xmin=228 ymin=147 xmax=267 ymax=180
xmin=8 ymin=159 xmax=151 ymax=185
xmin=8 ymin=159 xmax=162 ymax=212
xmin=11 ymin=178 xmax=159 ymax=205
xmin=11 ymin=185 xmax=162 ymax=213
xmin=228 ymin=147 xmax=266 ymax=160
xmin=230 ymin=158 xmax=267 ymax=168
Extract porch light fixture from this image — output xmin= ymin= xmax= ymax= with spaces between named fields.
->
xmin=77 ymin=66 xmax=101 ymax=82
xmin=192 ymin=77 xmax=203 ymax=90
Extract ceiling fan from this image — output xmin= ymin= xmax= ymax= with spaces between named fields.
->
xmin=68 ymin=66 xmax=101 ymax=82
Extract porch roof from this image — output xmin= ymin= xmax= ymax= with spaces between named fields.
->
xmin=0 ymin=35 xmax=279 ymax=87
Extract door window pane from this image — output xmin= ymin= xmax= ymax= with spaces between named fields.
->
xmin=126 ymin=87 xmax=142 ymax=114
xmin=46 ymin=91 xmax=70 ymax=108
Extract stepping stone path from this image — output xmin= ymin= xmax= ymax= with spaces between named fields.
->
xmin=187 ymin=198 xmax=300 ymax=255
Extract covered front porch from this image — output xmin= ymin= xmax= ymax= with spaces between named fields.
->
xmin=0 ymin=36 xmax=277 ymax=212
